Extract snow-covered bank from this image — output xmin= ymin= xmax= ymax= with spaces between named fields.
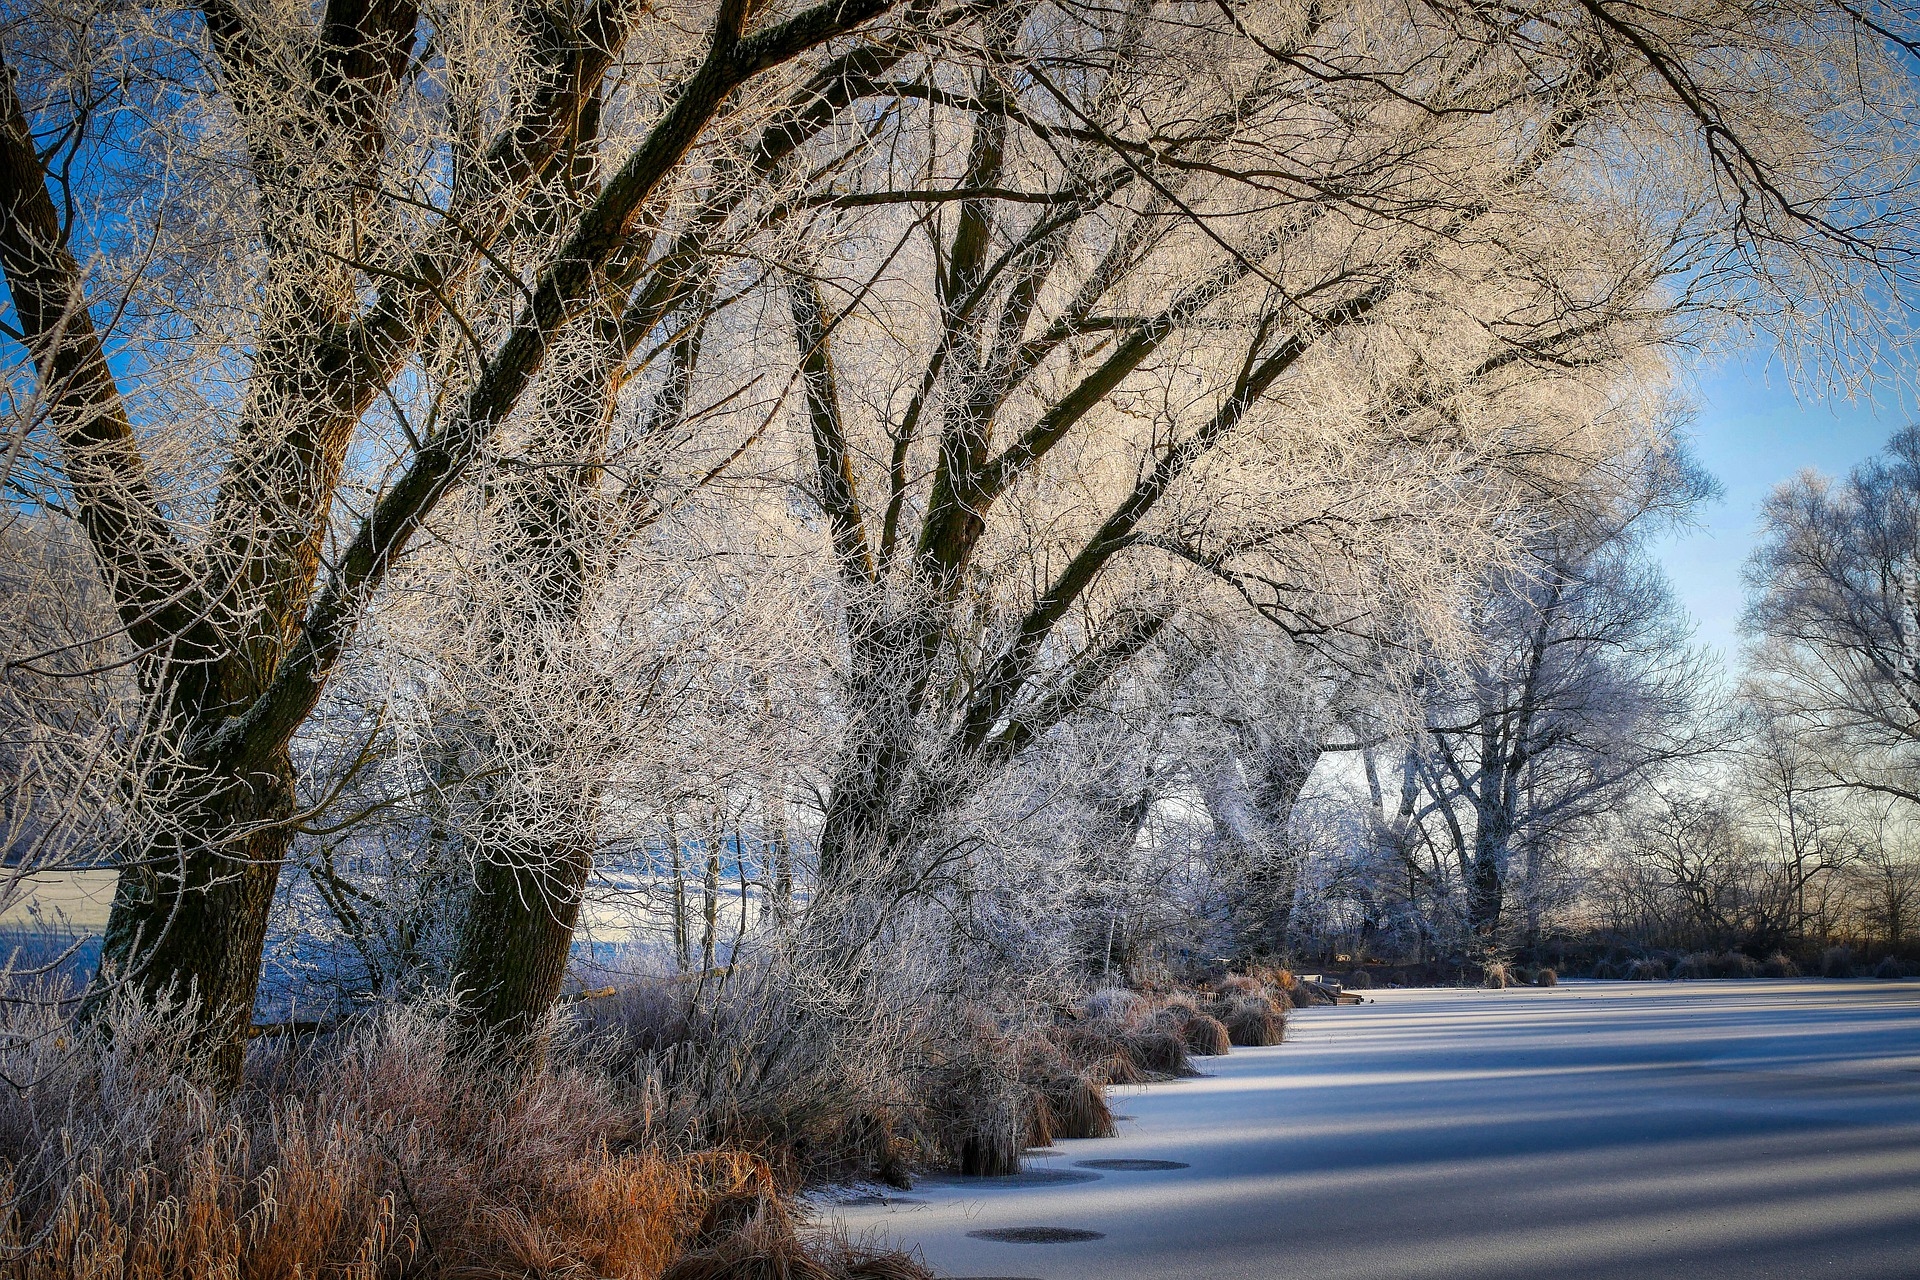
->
xmin=827 ymin=980 xmax=1920 ymax=1280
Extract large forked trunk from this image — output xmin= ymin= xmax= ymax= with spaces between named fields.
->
xmin=445 ymin=28 xmax=924 ymax=1038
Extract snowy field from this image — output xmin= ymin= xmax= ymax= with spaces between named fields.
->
xmin=828 ymin=980 xmax=1920 ymax=1280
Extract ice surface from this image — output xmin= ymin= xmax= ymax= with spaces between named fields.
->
xmin=826 ymin=980 xmax=1920 ymax=1280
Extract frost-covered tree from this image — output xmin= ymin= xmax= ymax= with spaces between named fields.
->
xmin=1413 ymin=438 xmax=1719 ymax=947
xmin=1746 ymin=425 xmax=1920 ymax=812
xmin=779 ymin=0 xmax=1909 ymax=909
xmin=0 ymin=0 xmax=917 ymax=1074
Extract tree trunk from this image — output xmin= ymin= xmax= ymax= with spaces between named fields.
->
xmin=451 ymin=833 xmax=592 ymax=1056
xmin=1521 ymin=829 xmax=1545 ymax=956
xmin=669 ymin=808 xmax=690 ymax=969
xmin=701 ymin=829 xmax=721 ymax=972
xmin=444 ymin=265 xmax=621 ymax=1054
xmin=90 ymin=745 xmax=296 ymax=1086
xmin=1248 ymin=752 xmax=1313 ymax=957
xmin=1468 ymin=817 xmax=1507 ymax=939
xmin=814 ymin=713 xmax=918 ymax=885
xmin=766 ymin=779 xmax=793 ymax=921
xmin=1206 ymin=751 xmax=1311 ymax=960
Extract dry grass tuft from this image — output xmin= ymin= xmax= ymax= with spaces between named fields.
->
xmin=1041 ymin=1074 xmax=1116 ymax=1140
xmin=812 ymin=1236 xmax=938 ymax=1280
xmin=1024 ymin=1091 xmax=1055 ymax=1149
xmin=1158 ymin=1000 xmax=1199 ymax=1024
xmin=1083 ymin=988 xmax=1143 ymax=1022
xmin=1534 ymin=968 xmax=1558 ymax=987
xmin=922 ymin=1020 xmax=1026 ymax=1177
xmin=662 ymin=1226 xmax=835 ymax=1280
xmin=1121 ymin=1027 xmax=1192 ymax=1078
xmin=953 ymin=1127 xmax=1022 ymax=1178
xmin=1674 ymin=951 xmax=1762 ymax=980
xmin=1482 ymin=962 xmax=1510 ymax=990
xmin=1216 ymin=974 xmax=1265 ymax=1000
xmin=1216 ymin=996 xmax=1282 ymax=1047
xmin=686 ymin=1178 xmax=789 ymax=1253
xmin=1095 ymin=1049 xmax=1146 ymax=1086
xmin=661 ymin=1194 xmax=932 ymax=1280
xmin=1181 ymin=1013 xmax=1231 ymax=1057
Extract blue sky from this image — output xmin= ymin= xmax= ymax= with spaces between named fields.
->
xmin=1657 ymin=341 xmax=1918 ymax=675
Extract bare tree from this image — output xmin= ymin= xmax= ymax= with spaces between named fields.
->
xmin=0 ymin=0 xmax=909 ymax=1076
xmin=1746 ymin=424 xmax=1920 ymax=813
xmin=1181 ymin=631 xmax=1365 ymax=960
xmin=435 ymin=32 xmax=930 ymax=1048
xmin=1849 ymin=802 xmax=1920 ymax=947
xmin=778 ymin=0 xmax=1827 ymax=909
xmin=1606 ymin=758 xmax=1855 ymax=955
xmin=1415 ymin=438 xmax=1719 ymax=947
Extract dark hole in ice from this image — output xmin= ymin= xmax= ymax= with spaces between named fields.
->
xmin=1071 ymin=1159 xmax=1188 ymax=1171
xmin=967 ymin=1227 xmax=1105 ymax=1243
xmin=839 ymin=1194 xmax=926 ymax=1206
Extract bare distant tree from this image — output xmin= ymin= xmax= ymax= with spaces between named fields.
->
xmin=1416 ymin=440 xmax=1720 ymax=947
xmin=1849 ymin=802 xmax=1920 ymax=946
xmin=1605 ymin=756 xmax=1857 ymax=955
xmin=1745 ymin=425 xmax=1920 ymax=812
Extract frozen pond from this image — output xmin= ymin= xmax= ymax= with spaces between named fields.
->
xmin=829 ymin=980 xmax=1920 ymax=1280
